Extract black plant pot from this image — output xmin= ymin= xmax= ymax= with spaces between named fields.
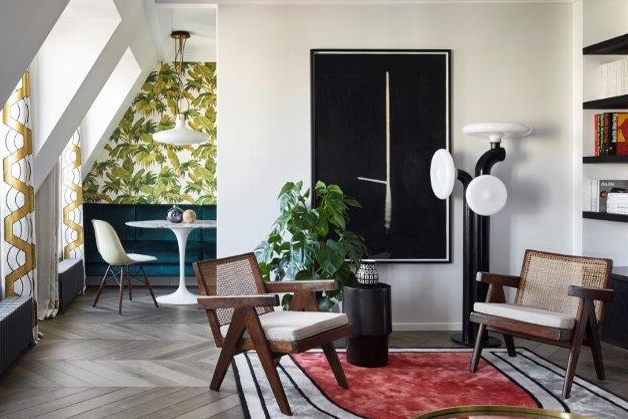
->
xmin=343 ymin=284 xmax=392 ymax=367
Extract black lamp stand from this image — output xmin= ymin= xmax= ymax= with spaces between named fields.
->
xmin=450 ymin=142 xmax=505 ymax=348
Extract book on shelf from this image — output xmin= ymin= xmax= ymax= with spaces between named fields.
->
xmin=593 ymin=113 xmax=628 ymax=156
xmin=600 ymin=58 xmax=628 ymax=98
xmin=584 ymin=180 xmax=628 ymax=212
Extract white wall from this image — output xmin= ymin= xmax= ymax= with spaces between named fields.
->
xmin=217 ymin=3 xmax=573 ymax=330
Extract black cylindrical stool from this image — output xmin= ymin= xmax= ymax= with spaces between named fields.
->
xmin=343 ymin=283 xmax=392 ymax=367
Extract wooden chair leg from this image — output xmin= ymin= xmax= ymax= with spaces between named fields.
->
xmin=563 ymin=303 xmax=590 ymax=399
xmin=503 ymin=334 xmax=517 ymax=357
xmin=210 ymin=308 xmax=247 ymax=391
xmin=127 ymin=266 xmax=133 ymax=301
xmin=93 ymin=265 xmax=111 ymax=308
xmin=140 ymin=266 xmax=159 ymax=308
xmin=586 ymin=305 xmax=605 ymax=380
xmin=118 ymin=266 xmax=125 ymax=315
xmin=322 ymin=343 xmax=348 ymax=389
xmin=469 ymin=324 xmax=486 ymax=372
xmin=245 ymin=308 xmax=292 ymax=416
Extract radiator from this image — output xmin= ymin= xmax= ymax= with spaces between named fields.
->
xmin=0 ymin=297 xmax=33 ymax=375
xmin=58 ymin=259 xmax=85 ymax=313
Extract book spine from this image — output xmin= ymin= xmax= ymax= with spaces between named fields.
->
xmin=604 ymin=113 xmax=610 ymax=156
xmin=599 ymin=114 xmax=605 ymax=156
xmin=595 ymin=113 xmax=600 ymax=156
xmin=595 ymin=180 xmax=600 ymax=212
xmin=602 ymin=63 xmax=608 ymax=97
xmin=611 ymin=112 xmax=618 ymax=155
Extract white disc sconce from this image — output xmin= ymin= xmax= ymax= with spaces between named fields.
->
xmin=465 ymin=175 xmax=508 ymax=216
xmin=430 ymin=149 xmax=456 ymax=200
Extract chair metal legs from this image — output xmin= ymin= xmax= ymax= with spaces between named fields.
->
xmin=92 ymin=264 xmax=159 ymax=314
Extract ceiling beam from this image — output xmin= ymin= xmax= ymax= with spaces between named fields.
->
xmin=33 ymin=0 xmax=150 ymax=191
xmin=0 ymin=0 xmax=70 ymax=105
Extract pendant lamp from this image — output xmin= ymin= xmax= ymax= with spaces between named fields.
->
xmin=153 ymin=31 xmax=207 ymax=145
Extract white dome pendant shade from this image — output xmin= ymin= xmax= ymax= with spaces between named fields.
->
xmin=430 ymin=149 xmax=457 ymax=199
xmin=152 ymin=114 xmax=207 ymax=145
xmin=466 ymin=175 xmax=508 ymax=216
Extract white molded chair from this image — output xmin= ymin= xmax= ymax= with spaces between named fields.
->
xmin=92 ymin=220 xmax=159 ymax=314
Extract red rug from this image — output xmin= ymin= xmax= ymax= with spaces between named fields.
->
xmin=291 ymin=352 xmax=536 ymax=419
xmin=233 ymin=348 xmax=628 ymax=418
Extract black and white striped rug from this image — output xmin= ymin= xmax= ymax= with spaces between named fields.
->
xmin=231 ymin=348 xmax=628 ymax=419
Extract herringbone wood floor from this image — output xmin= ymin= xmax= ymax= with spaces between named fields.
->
xmin=0 ymin=286 xmax=627 ymax=418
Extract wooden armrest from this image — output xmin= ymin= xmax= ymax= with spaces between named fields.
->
xmin=197 ymin=294 xmax=279 ymax=310
xmin=264 ymin=280 xmax=337 ymax=293
xmin=568 ymin=285 xmax=614 ymax=302
xmin=476 ymin=272 xmax=521 ymax=288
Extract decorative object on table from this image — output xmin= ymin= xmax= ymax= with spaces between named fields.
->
xmin=166 ymin=205 xmax=183 ymax=223
xmin=152 ymin=31 xmax=207 ymax=145
xmin=469 ymin=249 xmax=613 ymax=400
xmin=343 ymin=283 xmax=391 ymax=367
xmin=254 ymin=181 xmax=368 ymax=311
xmin=193 ymin=253 xmax=351 ymax=416
xmin=182 ymin=209 xmax=196 ymax=223
xmin=91 ymin=220 xmax=158 ymax=315
xmin=233 ymin=348 xmax=628 ymax=419
xmin=429 ymin=122 xmax=532 ymax=347
xmin=311 ymin=49 xmax=451 ymax=262
xmin=355 ymin=260 xmax=379 ymax=286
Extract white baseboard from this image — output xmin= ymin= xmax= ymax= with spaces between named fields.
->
xmin=392 ymin=322 xmax=461 ymax=331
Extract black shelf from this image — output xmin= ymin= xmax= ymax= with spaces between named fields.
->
xmin=584 ymin=33 xmax=628 ymax=55
xmin=583 ymin=155 xmax=628 ymax=163
xmin=584 ymin=94 xmax=628 ymax=109
xmin=583 ymin=211 xmax=628 ymax=222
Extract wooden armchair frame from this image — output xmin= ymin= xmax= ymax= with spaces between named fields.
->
xmin=469 ymin=251 xmax=613 ymax=399
xmin=193 ymin=253 xmax=351 ymax=416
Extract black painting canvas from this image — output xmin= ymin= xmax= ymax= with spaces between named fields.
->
xmin=311 ymin=50 xmax=451 ymax=262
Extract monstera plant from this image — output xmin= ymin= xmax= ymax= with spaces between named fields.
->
xmin=255 ymin=181 xmax=368 ymax=310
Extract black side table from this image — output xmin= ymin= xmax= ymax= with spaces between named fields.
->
xmin=343 ymin=283 xmax=392 ymax=367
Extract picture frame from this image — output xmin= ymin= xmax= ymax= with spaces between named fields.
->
xmin=311 ymin=49 xmax=452 ymax=263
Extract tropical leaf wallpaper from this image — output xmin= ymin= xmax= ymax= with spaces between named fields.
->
xmin=83 ymin=62 xmax=216 ymax=204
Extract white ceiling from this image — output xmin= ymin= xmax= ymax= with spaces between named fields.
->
xmin=144 ymin=0 xmax=216 ymax=62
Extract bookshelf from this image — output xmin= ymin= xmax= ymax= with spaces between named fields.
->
xmin=583 ymin=155 xmax=628 ymax=163
xmin=582 ymin=9 xmax=628 ymax=228
xmin=584 ymin=33 xmax=628 ymax=55
xmin=583 ymin=211 xmax=628 ymax=222
xmin=583 ymin=94 xmax=628 ymax=109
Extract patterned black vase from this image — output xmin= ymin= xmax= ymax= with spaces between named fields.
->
xmin=355 ymin=260 xmax=379 ymax=286
xmin=166 ymin=205 xmax=183 ymax=223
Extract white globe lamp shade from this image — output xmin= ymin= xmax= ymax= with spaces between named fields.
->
xmin=430 ymin=149 xmax=456 ymax=200
xmin=466 ymin=175 xmax=508 ymax=216
xmin=462 ymin=122 xmax=532 ymax=144
xmin=153 ymin=114 xmax=207 ymax=145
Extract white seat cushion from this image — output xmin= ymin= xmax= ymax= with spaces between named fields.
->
xmin=474 ymin=302 xmax=575 ymax=329
xmin=220 ymin=310 xmax=349 ymax=341
xmin=126 ymin=253 xmax=157 ymax=264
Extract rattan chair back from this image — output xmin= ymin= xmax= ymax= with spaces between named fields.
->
xmin=194 ymin=253 xmax=272 ymax=327
xmin=515 ymin=250 xmax=612 ymax=321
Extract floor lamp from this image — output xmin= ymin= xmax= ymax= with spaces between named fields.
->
xmin=430 ymin=122 xmax=532 ymax=347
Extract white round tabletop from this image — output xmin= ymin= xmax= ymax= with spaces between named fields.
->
xmin=126 ymin=220 xmax=216 ymax=229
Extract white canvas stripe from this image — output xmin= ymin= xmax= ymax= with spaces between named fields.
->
xmin=482 ymin=350 xmax=565 ymax=411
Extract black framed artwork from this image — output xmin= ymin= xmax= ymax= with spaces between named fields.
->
xmin=311 ymin=49 xmax=451 ymax=263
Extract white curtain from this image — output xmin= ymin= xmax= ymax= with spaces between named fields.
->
xmin=61 ymin=129 xmax=85 ymax=277
xmin=1 ymin=72 xmax=37 ymax=301
xmin=35 ymin=162 xmax=60 ymax=320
